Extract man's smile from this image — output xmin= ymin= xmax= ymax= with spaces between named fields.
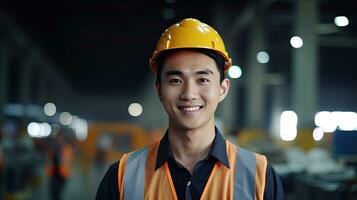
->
xmin=177 ymin=106 xmax=204 ymax=113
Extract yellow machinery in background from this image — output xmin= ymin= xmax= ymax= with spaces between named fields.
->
xmin=79 ymin=122 xmax=162 ymax=169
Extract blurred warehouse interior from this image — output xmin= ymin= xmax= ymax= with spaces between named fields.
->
xmin=0 ymin=0 xmax=357 ymax=199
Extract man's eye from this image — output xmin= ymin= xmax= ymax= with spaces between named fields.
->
xmin=199 ymin=78 xmax=210 ymax=83
xmin=169 ymin=79 xmax=182 ymax=84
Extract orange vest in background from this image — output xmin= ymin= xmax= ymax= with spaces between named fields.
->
xmin=0 ymin=149 xmax=3 ymax=170
xmin=46 ymin=144 xmax=73 ymax=179
xmin=117 ymin=141 xmax=267 ymax=200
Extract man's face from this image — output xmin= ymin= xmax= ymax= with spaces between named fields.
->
xmin=156 ymin=50 xmax=230 ymax=130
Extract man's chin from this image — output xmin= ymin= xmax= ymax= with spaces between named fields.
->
xmin=174 ymin=121 xmax=202 ymax=131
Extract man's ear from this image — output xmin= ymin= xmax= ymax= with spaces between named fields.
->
xmin=219 ymin=78 xmax=230 ymax=102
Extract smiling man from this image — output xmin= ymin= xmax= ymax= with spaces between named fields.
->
xmin=96 ymin=18 xmax=286 ymax=200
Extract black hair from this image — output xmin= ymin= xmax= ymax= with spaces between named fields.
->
xmin=155 ymin=48 xmax=225 ymax=84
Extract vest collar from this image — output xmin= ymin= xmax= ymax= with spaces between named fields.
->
xmin=155 ymin=127 xmax=230 ymax=170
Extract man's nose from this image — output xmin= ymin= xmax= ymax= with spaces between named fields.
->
xmin=179 ymin=81 xmax=198 ymax=101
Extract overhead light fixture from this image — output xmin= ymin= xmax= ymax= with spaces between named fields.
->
xmin=256 ymin=51 xmax=270 ymax=64
xmin=334 ymin=16 xmax=349 ymax=27
xmin=228 ymin=65 xmax=242 ymax=79
xmin=128 ymin=103 xmax=143 ymax=117
xmin=290 ymin=36 xmax=303 ymax=48
xmin=44 ymin=102 xmax=56 ymax=116
xmin=280 ymin=111 xmax=298 ymax=141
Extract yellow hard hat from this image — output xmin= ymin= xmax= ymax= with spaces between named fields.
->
xmin=149 ymin=18 xmax=232 ymax=72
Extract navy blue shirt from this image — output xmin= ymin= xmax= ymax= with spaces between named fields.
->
xmin=96 ymin=130 xmax=286 ymax=200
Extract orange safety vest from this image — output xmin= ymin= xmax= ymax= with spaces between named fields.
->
xmin=117 ymin=140 xmax=267 ymax=200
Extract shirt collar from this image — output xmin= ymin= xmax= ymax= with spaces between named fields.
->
xmin=155 ymin=127 xmax=230 ymax=170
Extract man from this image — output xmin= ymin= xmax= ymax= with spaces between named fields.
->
xmin=96 ymin=18 xmax=286 ymax=200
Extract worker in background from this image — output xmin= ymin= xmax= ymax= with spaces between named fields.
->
xmin=47 ymin=131 xmax=73 ymax=200
xmin=96 ymin=18 xmax=286 ymax=200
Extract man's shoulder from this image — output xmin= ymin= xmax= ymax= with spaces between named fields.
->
xmin=225 ymin=141 xmax=267 ymax=166
xmin=226 ymin=140 xmax=266 ymax=156
xmin=103 ymin=160 xmax=120 ymax=176
xmin=121 ymin=141 xmax=160 ymax=162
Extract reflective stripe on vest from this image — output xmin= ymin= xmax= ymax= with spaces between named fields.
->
xmin=122 ymin=143 xmax=262 ymax=200
xmin=123 ymin=147 xmax=148 ymax=200
xmin=234 ymin=146 xmax=256 ymax=200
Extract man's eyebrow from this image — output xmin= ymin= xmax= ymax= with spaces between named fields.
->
xmin=165 ymin=70 xmax=183 ymax=77
xmin=165 ymin=69 xmax=214 ymax=76
xmin=196 ymin=69 xmax=214 ymax=75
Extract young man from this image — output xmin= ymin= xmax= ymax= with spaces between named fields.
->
xmin=96 ymin=18 xmax=286 ymax=200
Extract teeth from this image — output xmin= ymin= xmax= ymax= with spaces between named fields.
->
xmin=181 ymin=106 xmax=200 ymax=112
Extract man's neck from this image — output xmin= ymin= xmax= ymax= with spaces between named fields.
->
xmin=167 ymin=122 xmax=216 ymax=174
